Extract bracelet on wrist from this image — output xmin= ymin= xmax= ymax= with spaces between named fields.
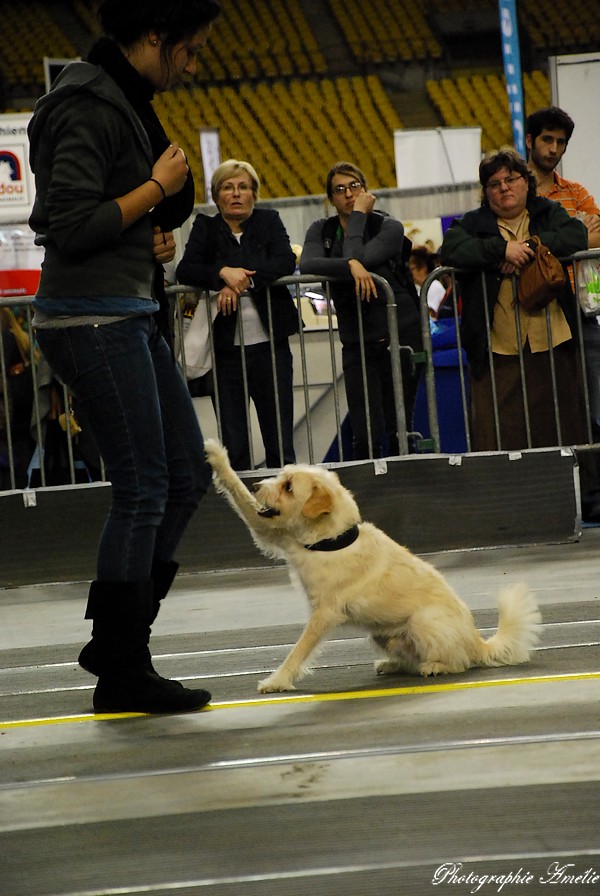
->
xmin=149 ymin=177 xmax=166 ymax=201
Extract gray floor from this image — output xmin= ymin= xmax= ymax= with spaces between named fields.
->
xmin=1 ymin=530 xmax=599 ymax=896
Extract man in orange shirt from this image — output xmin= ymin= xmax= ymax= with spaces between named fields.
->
xmin=526 ymin=106 xmax=600 ymax=517
xmin=526 ymin=106 xmax=600 ymax=249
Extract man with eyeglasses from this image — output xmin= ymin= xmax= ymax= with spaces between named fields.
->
xmin=300 ymin=161 xmax=422 ymax=460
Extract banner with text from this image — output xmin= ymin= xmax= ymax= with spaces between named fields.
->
xmin=0 ymin=113 xmax=35 ymax=225
xmin=499 ymin=0 xmax=525 ymax=157
xmin=199 ymin=127 xmax=221 ymax=205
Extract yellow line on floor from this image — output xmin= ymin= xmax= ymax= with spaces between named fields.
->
xmin=1 ymin=670 xmax=599 ymax=730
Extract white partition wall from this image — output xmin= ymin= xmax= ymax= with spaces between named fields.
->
xmin=549 ymin=53 xmax=600 ymax=204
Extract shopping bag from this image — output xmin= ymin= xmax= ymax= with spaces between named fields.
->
xmin=181 ymin=293 xmax=218 ymax=380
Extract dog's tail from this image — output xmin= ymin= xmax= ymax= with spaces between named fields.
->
xmin=477 ymin=583 xmax=542 ymax=667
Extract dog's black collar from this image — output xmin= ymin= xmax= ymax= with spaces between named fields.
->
xmin=304 ymin=524 xmax=360 ymax=552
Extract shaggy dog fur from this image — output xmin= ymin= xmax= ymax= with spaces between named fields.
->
xmin=204 ymin=440 xmax=542 ymax=693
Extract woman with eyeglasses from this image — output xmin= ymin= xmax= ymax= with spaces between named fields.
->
xmin=441 ymin=147 xmax=588 ymax=450
xmin=177 ymin=159 xmax=297 ymax=470
xmin=300 ymin=161 xmax=422 ymax=460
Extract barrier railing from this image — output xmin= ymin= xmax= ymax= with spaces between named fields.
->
xmin=171 ymin=272 xmax=433 ymax=467
xmin=420 ymin=247 xmax=600 ymax=453
xmin=0 ymin=295 xmax=97 ymax=491
xmin=2 ymin=250 xmax=599 ymax=492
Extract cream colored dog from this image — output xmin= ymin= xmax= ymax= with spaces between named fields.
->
xmin=204 ymin=439 xmax=542 ymax=694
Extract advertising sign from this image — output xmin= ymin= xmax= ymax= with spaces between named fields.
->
xmin=0 ymin=227 xmax=43 ymax=298
xmin=199 ymin=127 xmax=221 ymax=205
xmin=0 ymin=112 xmax=35 ymax=224
xmin=499 ymin=0 xmax=525 ymax=157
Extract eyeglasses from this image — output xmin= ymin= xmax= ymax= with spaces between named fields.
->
xmin=331 ymin=181 xmax=364 ymax=195
xmin=485 ymin=174 xmax=524 ymax=191
xmin=220 ymin=183 xmax=253 ymax=194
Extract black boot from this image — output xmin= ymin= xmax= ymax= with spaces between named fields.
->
xmin=83 ymin=580 xmax=211 ymax=714
xmin=78 ymin=559 xmax=179 ymax=675
xmin=149 ymin=558 xmax=179 ymax=620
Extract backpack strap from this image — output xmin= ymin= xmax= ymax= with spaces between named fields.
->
xmin=321 ymin=215 xmax=341 ymax=256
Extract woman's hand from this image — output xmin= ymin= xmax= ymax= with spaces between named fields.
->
xmin=348 ymin=258 xmax=377 ymax=301
xmin=153 ymin=228 xmax=176 ymax=264
xmin=151 ymin=143 xmax=189 ymax=197
xmin=500 ymin=239 xmax=535 ymax=275
xmin=218 ymin=266 xmax=256 ymax=294
xmin=217 ymin=287 xmax=238 ymax=315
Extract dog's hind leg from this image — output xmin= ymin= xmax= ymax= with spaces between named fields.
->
xmin=372 ymin=633 xmax=422 ymax=676
xmin=258 ymin=608 xmax=343 ymax=693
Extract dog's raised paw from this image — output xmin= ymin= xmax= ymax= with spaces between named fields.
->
xmin=258 ymin=674 xmax=296 ymax=694
xmin=204 ymin=438 xmax=229 ymax=470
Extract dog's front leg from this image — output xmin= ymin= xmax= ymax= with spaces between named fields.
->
xmin=258 ymin=608 xmax=341 ymax=693
xmin=204 ymin=439 xmax=264 ymax=523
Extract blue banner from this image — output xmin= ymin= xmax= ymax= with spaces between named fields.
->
xmin=499 ymin=0 xmax=525 ymax=157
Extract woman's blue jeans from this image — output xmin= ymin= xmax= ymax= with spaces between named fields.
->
xmin=36 ymin=317 xmax=211 ymax=581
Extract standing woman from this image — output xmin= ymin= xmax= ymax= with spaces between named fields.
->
xmin=177 ymin=159 xmax=298 ymax=470
xmin=301 ymin=161 xmax=422 ymax=460
xmin=441 ymin=147 xmax=588 ymax=451
xmin=27 ymin=0 xmax=221 ymax=714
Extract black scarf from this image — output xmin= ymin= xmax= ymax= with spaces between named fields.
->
xmin=87 ymin=38 xmax=195 ymax=233
xmin=87 ymin=38 xmax=196 ymax=341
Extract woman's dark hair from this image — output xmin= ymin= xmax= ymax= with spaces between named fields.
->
xmin=98 ymin=0 xmax=220 ymax=47
xmin=325 ymin=161 xmax=367 ymax=200
xmin=410 ymin=244 xmax=438 ymax=273
xmin=479 ymin=146 xmax=537 ymax=207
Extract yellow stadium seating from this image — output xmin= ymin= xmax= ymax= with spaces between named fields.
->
xmin=426 ymin=70 xmax=552 ymax=154
xmin=153 ymin=75 xmax=403 ymax=201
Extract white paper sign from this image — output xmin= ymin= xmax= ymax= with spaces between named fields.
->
xmin=199 ymin=127 xmax=221 ymax=205
xmin=394 ymin=127 xmax=482 ymax=189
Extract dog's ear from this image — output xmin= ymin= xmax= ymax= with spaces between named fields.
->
xmin=302 ymin=484 xmax=333 ymax=519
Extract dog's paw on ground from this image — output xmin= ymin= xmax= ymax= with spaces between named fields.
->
xmin=258 ymin=674 xmax=296 ymax=693
xmin=374 ymin=658 xmax=403 ymax=675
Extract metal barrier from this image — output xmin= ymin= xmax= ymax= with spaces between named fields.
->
xmin=171 ymin=272 xmax=433 ymax=466
xmin=0 ymin=296 xmax=95 ymax=491
xmin=0 ymin=272 xmax=434 ymax=490
xmin=2 ymin=250 xmax=599 ymax=492
xmin=419 ymin=247 xmax=600 ymax=453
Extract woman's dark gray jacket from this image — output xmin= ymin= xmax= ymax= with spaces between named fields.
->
xmin=28 ymin=61 xmax=161 ymax=303
xmin=300 ymin=210 xmax=421 ymax=350
xmin=441 ymin=197 xmax=587 ymax=378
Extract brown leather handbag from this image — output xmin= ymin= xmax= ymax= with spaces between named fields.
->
xmin=517 ymin=236 xmax=566 ymax=312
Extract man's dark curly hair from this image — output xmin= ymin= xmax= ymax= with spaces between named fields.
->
xmin=526 ymin=106 xmax=575 ymax=145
